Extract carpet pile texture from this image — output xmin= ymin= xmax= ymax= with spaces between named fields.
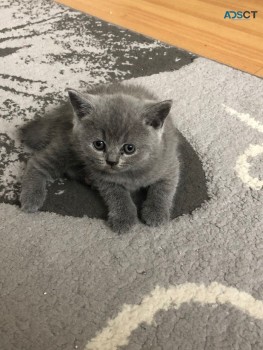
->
xmin=0 ymin=1 xmax=263 ymax=350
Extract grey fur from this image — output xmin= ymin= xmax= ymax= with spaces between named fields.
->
xmin=20 ymin=83 xmax=181 ymax=233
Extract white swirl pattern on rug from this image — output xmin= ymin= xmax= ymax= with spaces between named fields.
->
xmin=223 ymin=105 xmax=263 ymax=190
xmin=85 ymin=282 xmax=263 ymax=350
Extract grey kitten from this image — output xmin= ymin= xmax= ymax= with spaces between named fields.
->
xmin=20 ymin=83 xmax=181 ymax=233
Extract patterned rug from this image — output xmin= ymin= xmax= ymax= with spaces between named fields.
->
xmin=0 ymin=0 xmax=199 ymax=219
xmin=1 ymin=1 xmax=263 ymax=350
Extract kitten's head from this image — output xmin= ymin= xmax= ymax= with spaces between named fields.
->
xmin=68 ymin=88 xmax=172 ymax=174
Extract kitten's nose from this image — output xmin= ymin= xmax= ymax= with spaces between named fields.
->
xmin=106 ymin=160 xmax=118 ymax=167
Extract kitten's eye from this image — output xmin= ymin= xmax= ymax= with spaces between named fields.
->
xmin=123 ymin=144 xmax=136 ymax=155
xmin=93 ymin=140 xmax=105 ymax=151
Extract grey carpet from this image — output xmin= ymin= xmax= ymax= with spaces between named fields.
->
xmin=1 ymin=1 xmax=263 ymax=350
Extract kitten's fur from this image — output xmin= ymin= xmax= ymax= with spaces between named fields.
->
xmin=20 ymin=83 xmax=181 ymax=233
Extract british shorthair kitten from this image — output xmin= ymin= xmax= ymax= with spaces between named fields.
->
xmin=20 ymin=83 xmax=181 ymax=233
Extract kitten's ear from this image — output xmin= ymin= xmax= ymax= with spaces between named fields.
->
xmin=67 ymin=89 xmax=96 ymax=120
xmin=142 ymin=100 xmax=173 ymax=129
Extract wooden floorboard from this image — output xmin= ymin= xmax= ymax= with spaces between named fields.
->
xmin=57 ymin=0 xmax=263 ymax=77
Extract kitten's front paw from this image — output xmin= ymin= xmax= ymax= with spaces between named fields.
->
xmin=108 ymin=211 xmax=137 ymax=234
xmin=20 ymin=187 xmax=46 ymax=213
xmin=141 ymin=203 xmax=170 ymax=227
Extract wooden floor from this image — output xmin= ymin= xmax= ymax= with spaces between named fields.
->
xmin=57 ymin=0 xmax=263 ymax=77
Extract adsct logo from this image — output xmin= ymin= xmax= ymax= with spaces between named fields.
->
xmin=224 ymin=10 xmax=258 ymax=19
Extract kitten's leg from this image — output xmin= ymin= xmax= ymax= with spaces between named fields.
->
xmin=96 ymin=182 xmax=138 ymax=233
xmin=141 ymin=177 xmax=179 ymax=227
xmin=20 ymin=148 xmax=69 ymax=212
xmin=20 ymin=158 xmax=48 ymax=212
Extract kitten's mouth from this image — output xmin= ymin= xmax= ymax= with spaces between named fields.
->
xmin=106 ymin=166 xmax=119 ymax=173
xmin=96 ymin=162 xmax=126 ymax=173
xmin=104 ymin=163 xmax=126 ymax=173
xmin=93 ymin=162 xmax=119 ymax=172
